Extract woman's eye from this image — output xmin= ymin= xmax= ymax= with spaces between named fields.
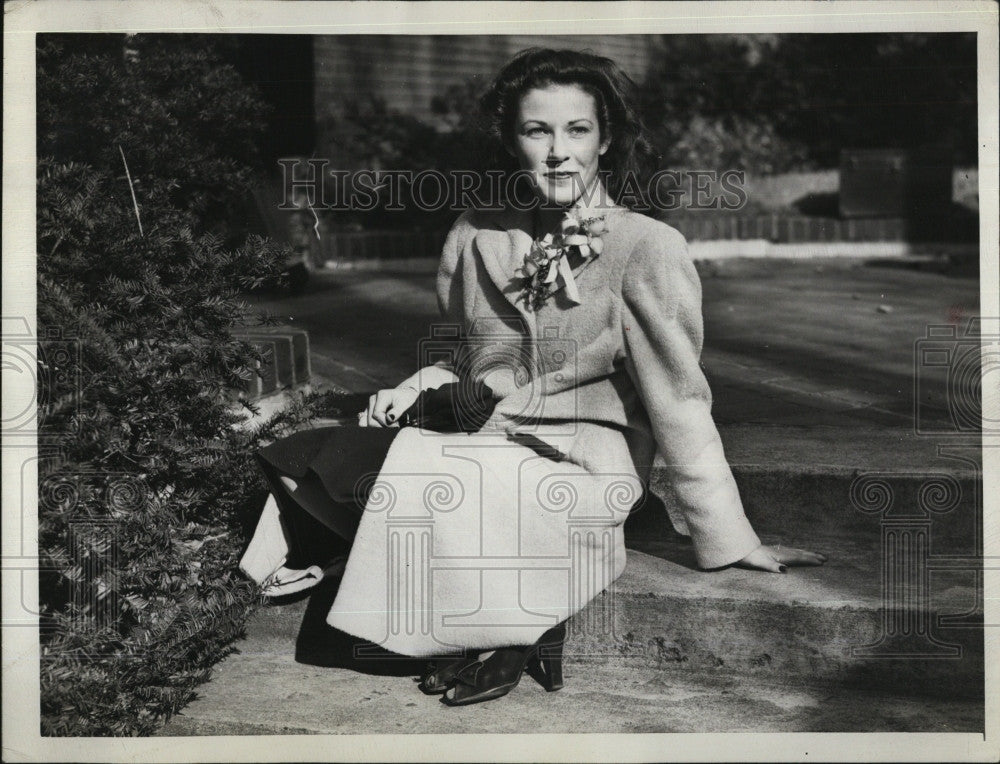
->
xmin=525 ymin=127 xmax=548 ymax=137
xmin=569 ymin=126 xmax=591 ymax=136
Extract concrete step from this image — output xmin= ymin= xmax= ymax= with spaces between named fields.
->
xmin=576 ymin=542 xmax=982 ymax=702
xmin=157 ymin=538 xmax=983 ymax=736
xmin=262 ymin=401 xmax=982 ymax=701
xmin=304 ymin=396 xmax=982 ymax=532
xmin=648 ymin=425 xmax=982 ymax=556
xmin=296 ymin=401 xmax=983 ymax=558
xmin=221 ymin=528 xmax=982 ymax=706
xmin=633 ymin=436 xmax=983 ymax=704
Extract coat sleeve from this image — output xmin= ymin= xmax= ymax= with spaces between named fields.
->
xmin=621 ymin=224 xmax=760 ymax=569
xmin=395 ymin=211 xmax=477 ymax=391
xmin=437 ymin=209 xmax=475 ymax=325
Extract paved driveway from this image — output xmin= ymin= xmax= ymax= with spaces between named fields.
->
xmin=248 ymin=257 xmax=981 ymax=436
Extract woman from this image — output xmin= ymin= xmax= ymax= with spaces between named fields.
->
xmin=240 ymin=47 xmax=826 ymax=706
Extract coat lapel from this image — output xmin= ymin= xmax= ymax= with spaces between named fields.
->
xmin=472 ymin=208 xmax=535 ymax=323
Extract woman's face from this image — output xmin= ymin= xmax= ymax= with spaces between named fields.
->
xmin=508 ymin=83 xmax=610 ymax=208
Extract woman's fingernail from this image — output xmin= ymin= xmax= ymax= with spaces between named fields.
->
xmin=779 ymin=565 xmax=788 ymax=573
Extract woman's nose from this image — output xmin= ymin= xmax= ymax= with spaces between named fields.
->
xmin=545 ymin=133 xmax=569 ymax=166
xmin=544 ymin=151 xmax=568 ymax=168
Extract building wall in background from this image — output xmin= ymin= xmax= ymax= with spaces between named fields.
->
xmin=313 ymin=35 xmax=659 ymax=159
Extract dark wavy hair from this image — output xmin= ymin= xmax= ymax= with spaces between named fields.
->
xmin=478 ymin=47 xmax=658 ymax=209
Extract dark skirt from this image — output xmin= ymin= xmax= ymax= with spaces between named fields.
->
xmin=255 ymin=425 xmax=401 ymax=567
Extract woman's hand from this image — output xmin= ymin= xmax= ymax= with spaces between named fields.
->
xmin=735 ymin=544 xmax=827 ymax=573
xmin=357 ymin=386 xmax=420 ymax=428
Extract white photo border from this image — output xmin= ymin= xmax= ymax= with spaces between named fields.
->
xmin=3 ymin=2 xmax=998 ymax=762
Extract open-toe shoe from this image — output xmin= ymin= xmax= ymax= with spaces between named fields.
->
xmin=442 ymin=623 xmax=565 ymax=706
xmin=418 ymin=655 xmax=480 ymax=694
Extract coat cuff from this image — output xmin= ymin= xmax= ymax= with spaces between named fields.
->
xmin=689 ymin=515 xmax=762 ymax=570
xmin=397 ymin=363 xmax=458 ymax=392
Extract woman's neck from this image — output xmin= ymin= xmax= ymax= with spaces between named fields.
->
xmin=534 ymin=206 xmax=570 ymax=235
xmin=535 ymin=179 xmax=617 ymax=231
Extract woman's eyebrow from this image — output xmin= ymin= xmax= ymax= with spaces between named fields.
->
xmin=519 ymin=117 xmax=594 ymax=127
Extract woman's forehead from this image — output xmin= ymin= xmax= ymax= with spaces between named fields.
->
xmin=516 ymin=83 xmax=598 ymax=121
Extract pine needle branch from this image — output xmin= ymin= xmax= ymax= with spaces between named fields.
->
xmin=118 ymin=145 xmax=144 ymax=237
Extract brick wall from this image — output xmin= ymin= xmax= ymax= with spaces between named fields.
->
xmin=313 ymin=35 xmax=660 ymax=161
xmin=231 ymin=326 xmax=311 ymax=400
xmin=300 ymin=213 xmax=975 ymax=266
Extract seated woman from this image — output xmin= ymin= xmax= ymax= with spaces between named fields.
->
xmin=240 ymin=47 xmax=826 ymax=706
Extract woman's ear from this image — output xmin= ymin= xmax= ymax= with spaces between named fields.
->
xmin=599 ymin=134 xmax=611 ymax=156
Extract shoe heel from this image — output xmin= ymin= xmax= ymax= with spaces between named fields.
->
xmin=539 ymin=652 xmax=563 ymax=691
xmin=537 ymin=625 xmax=565 ymax=692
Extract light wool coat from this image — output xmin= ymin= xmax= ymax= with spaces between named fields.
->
xmin=244 ymin=203 xmax=761 ymax=657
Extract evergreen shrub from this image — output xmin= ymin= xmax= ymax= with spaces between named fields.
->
xmin=36 ymin=34 xmax=314 ymax=735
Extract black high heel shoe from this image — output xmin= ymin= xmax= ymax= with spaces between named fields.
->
xmin=442 ymin=622 xmax=566 ymax=706
xmin=419 ymin=655 xmax=479 ymax=694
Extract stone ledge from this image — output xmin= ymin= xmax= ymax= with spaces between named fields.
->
xmin=572 ymin=548 xmax=982 ymax=701
xmin=301 ymin=217 xmax=977 ymax=268
xmin=238 ymin=538 xmax=982 ymax=701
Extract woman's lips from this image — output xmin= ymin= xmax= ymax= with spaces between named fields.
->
xmin=543 ymin=171 xmax=576 ymax=183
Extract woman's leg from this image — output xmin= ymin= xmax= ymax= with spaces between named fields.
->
xmin=253 ymin=425 xmax=398 ymax=568
xmin=257 ymin=459 xmax=358 ymax=568
xmin=277 ymin=474 xmax=363 ymax=546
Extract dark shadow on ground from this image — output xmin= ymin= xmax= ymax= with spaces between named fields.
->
xmin=294 ymin=576 xmax=429 ymax=677
xmin=307 ymin=391 xmax=374 ymax=420
xmin=624 ymin=490 xmax=701 ymax=571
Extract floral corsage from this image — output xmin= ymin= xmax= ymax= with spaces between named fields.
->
xmin=514 ymin=211 xmax=609 ymax=309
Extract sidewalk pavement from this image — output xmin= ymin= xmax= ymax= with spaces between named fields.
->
xmin=159 ymin=255 xmax=985 ymax=735
xmin=160 ymin=590 xmax=982 ymax=734
xmin=249 ymin=255 xmax=982 ymax=473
